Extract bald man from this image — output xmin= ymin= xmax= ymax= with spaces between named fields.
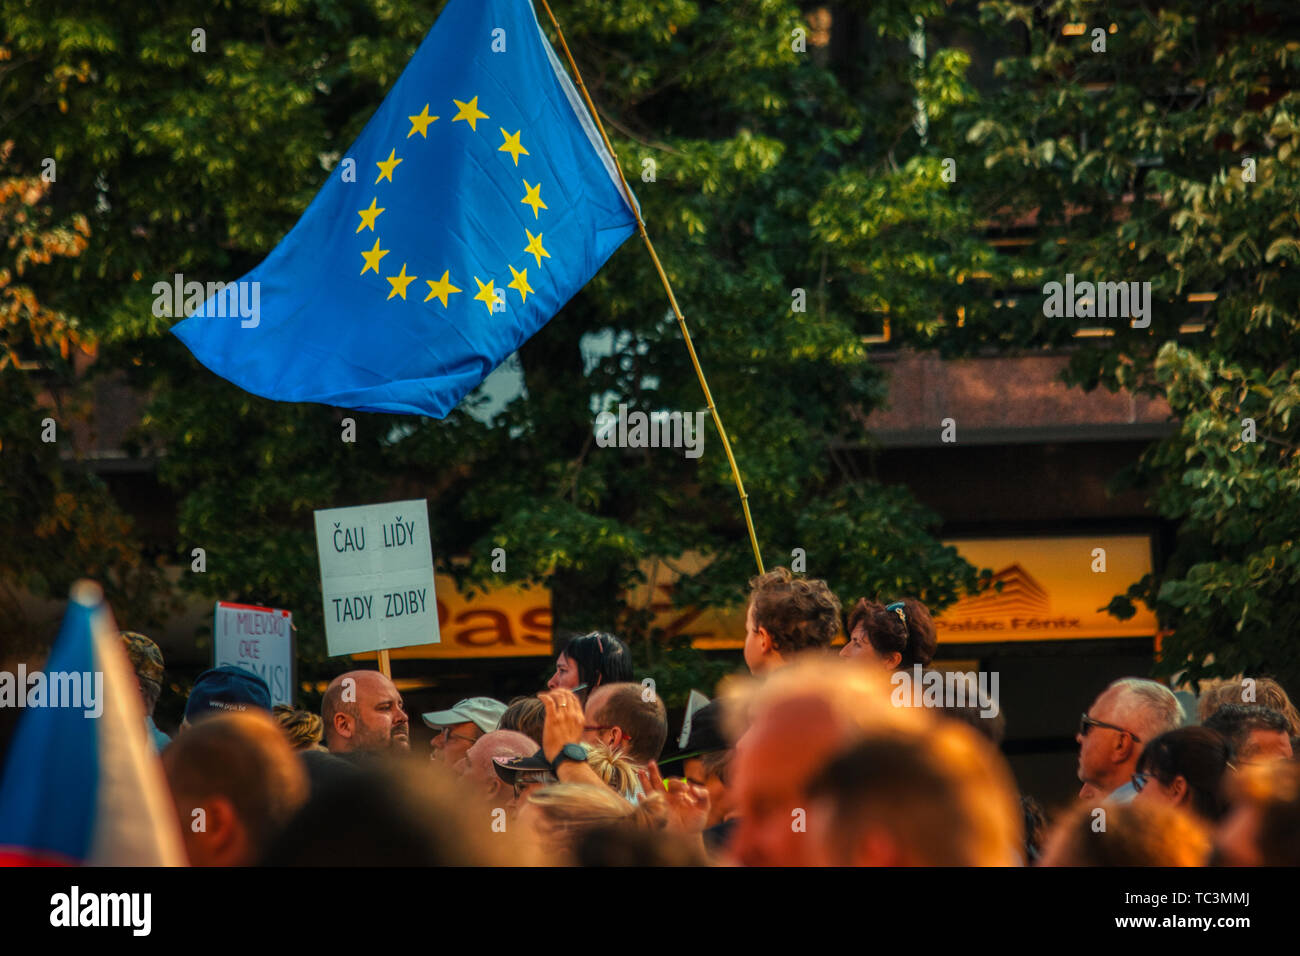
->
xmin=162 ymin=710 xmax=308 ymax=866
xmin=459 ymin=729 xmax=538 ymax=804
xmin=321 ymin=669 xmax=410 ymax=756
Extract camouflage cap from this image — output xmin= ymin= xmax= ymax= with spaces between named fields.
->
xmin=120 ymin=631 xmax=165 ymax=689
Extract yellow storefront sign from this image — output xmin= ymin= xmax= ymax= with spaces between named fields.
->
xmin=355 ymin=534 xmax=1154 ymax=659
xmin=934 ymin=535 xmax=1156 ymax=642
xmin=356 ymin=574 xmax=552 ymax=660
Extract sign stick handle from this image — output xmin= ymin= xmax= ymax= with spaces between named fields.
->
xmin=378 ymin=648 xmax=392 ymax=679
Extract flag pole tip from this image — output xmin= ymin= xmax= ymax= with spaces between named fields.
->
xmin=70 ymin=579 xmax=105 ymax=608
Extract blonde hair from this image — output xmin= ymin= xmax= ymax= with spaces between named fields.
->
xmin=583 ymin=742 xmax=640 ymax=796
xmin=272 ymin=704 xmax=325 ymax=751
xmin=1198 ymin=676 xmax=1300 ymax=736
xmin=719 ymin=656 xmax=923 ymax=745
xmin=524 ymin=783 xmax=667 ymax=860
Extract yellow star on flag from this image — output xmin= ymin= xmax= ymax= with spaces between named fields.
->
xmin=498 ymin=128 xmax=529 ymax=166
xmin=524 ymin=229 xmax=551 ymax=268
xmin=507 ymin=264 xmax=534 ymax=304
xmin=424 ymin=270 xmax=461 ymax=307
xmin=521 ymin=180 xmax=548 ymax=219
xmin=408 ymin=104 xmax=438 ymax=138
xmin=360 ymin=237 xmax=389 ymax=275
xmin=473 ymin=276 xmax=498 ymax=315
xmin=452 ymin=96 xmax=489 ymax=131
xmin=356 ymin=197 xmax=385 ymax=233
xmin=375 ymin=149 xmax=403 ymax=183
xmin=386 ymin=263 xmax=417 ymax=300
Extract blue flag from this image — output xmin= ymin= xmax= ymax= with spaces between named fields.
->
xmin=172 ymin=0 xmax=638 ymax=418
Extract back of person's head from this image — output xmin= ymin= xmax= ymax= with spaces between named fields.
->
xmin=1107 ymin=678 xmax=1183 ymax=742
xmin=522 ymin=783 xmax=667 ymax=862
xmin=1198 ymin=676 xmax=1300 ymax=737
xmin=806 ymin=718 xmax=1023 ymax=866
xmin=263 ymin=758 xmax=526 ymax=865
xmin=1219 ymin=759 xmax=1300 ymax=866
xmin=162 ymin=710 xmax=308 ymax=866
xmin=587 ymin=682 xmax=668 ymax=764
xmin=1039 ymin=801 xmax=1210 ymax=867
xmin=120 ymin=631 xmax=165 ymax=716
xmin=1137 ymin=727 xmax=1232 ymax=822
xmin=574 ymin=822 xmax=709 ymax=866
xmin=847 ymin=598 xmax=937 ymax=669
xmin=584 ymin=741 xmax=640 ymax=797
xmin=559 ymin=632 xmax=633 ymax=688
xmin=724 ymin=659 xmax=927 ymax=867
xmin=1204 ymin=704 xmax=1291 ymax=762
xmin=183 ymin=665 xmax=272 ymax=726
xmin=499 ymin=695 xmax=546 ymax=746
xmin=272 ymin=704 xmax=324 ymax=751
xmin=748 ymin=566 xmax=841 ymax=654
xmin=730 ymin=657 xmax=912 ymax=741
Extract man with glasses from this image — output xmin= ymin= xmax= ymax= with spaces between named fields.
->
xmin=422 ymin=696 xmax=507 ymax=765
xmin=1076 ymin=678 xmax=1183 ymax=803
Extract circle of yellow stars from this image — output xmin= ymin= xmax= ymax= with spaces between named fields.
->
xmin=355 ymin=95 xmax=553 ymax=316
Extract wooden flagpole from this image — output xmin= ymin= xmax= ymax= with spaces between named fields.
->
xmin=537 ymin=0 xmax=765 ymax=576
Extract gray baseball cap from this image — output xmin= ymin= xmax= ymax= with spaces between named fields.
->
xmin=421 ymin=696 xmax=507 ymax=734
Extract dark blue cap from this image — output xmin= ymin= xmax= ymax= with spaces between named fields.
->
xmin=185 ymin=665 xmax=272 ymax=721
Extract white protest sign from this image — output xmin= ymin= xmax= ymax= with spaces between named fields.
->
xmin=313 ymin=499 xmax=440 ymax=656
xmin=213 ymin=602 xmax=295 ymax=707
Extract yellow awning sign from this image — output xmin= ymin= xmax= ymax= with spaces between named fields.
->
xmin=352 ymin=535 xmax=1155 ymax=661
xmin=353 ymin=574 xmax=552 ymax=660
xmin=934 ymin=535 xmax=1156 ymax=642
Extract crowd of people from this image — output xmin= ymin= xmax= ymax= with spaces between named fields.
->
xmin=110 ymin=568 xmax=1300 ymax=866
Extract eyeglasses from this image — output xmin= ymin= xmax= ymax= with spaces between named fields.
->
xmin=513 ymin=772 xmax=550 ymax=798
xmin=1131 ymin=771 xmax=1151 ymax=793
xmin=1079 ymin=713 xmax=1141 ymax=743
xmin=435 ymin=727 xmax=480 ymax=746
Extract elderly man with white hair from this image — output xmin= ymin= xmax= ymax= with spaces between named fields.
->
xmin=1076 ymin=677 xmax=1183 ymax=803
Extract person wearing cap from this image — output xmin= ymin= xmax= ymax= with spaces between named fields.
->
xmin=121 ymin=631 xmax=171 ymax=751
xmin=658 ymin=699 xmax=734 ymax=833
xmin=183 ymin=664 xmax=273 ymax=730
xmin=460 ymin=730 xmax=539 ymax=804
xmin=492 ymin=750 xmax=560 ymax=808
xmin=422 ymin=696 xmax=507 ymax=766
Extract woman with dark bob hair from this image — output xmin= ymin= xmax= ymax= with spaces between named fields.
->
xmin=839 ymin=598 xmax=937 ymax=671
xmin=546 ymin=631 xmax=633 ymax=701
xmin=1133 ymin=726 xmax=1233 ymax=823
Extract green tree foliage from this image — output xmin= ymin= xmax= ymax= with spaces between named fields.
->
xmin=951 ymin=1 xmax=1300 ymax=689
xmin=0 ymin=127 xmax=164 ymax=632
xmin=1 ymin=0 xmax=991 ymax=698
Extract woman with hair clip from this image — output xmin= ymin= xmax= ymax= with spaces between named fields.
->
xmin=838 ymin=598 xmax=938 ymax=671
xmin=545 ymin=630 xmax=633 ymax=703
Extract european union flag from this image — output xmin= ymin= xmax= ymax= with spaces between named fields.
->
xmin=172 ymin=0 xmax=638 ymax=418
